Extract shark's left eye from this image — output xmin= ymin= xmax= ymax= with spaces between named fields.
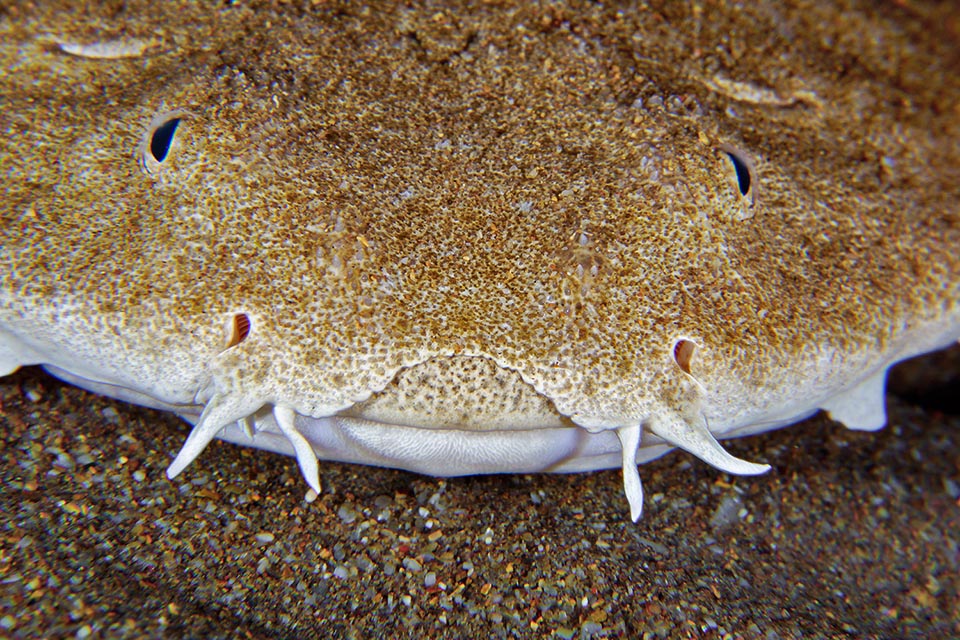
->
xmin=725 ymin=149 xmax=751 ymax=197
xmin=149 ymin=117 xmax=181 ymax=163
xmin=717 ymin=143 xmax=757 ymax=219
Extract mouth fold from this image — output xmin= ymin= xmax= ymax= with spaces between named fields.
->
xmin=340 ymin=355 xmax=572 ymax=431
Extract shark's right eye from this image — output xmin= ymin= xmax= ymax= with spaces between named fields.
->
xmin=149 ymin=117 xmax=181 ymax=163
xmin=138 ymin=111 xmax=187 ymax=174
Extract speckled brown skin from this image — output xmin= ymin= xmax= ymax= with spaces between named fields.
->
xmin=1 ymin=1 xmax=958 ymax=491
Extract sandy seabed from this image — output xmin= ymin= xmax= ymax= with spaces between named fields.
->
xmin=1 ymin=350 xmax=957 ymax=639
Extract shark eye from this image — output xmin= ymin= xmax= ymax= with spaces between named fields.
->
xmin=138 ymin=110 xmax=188 ymax=174
xmin=725 ymin=149 xmax=751 ymax=196
xmin=717 ymin=143 xmax=758 ymax=218
xmin=149 ymin=117 xmax=181 ymax=162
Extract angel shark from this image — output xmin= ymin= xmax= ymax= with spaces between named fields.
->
xmin=1 ymin=1 xmax=957 ymax=520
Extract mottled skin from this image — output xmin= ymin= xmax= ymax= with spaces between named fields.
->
xmin=1 ymin=1 xmax=958 ymax=518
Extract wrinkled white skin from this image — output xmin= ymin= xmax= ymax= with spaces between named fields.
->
xmin=3 ymin=316 xmax=958 ymax=521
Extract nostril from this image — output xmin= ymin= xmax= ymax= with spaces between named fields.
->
xmin=226 ymin=313 xmax=251 ymax=348
xmin=673 ymin=339 xmax=696 ymax=374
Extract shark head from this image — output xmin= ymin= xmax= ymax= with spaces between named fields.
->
xmin=1 ymin=1 xmax=958 ymax=520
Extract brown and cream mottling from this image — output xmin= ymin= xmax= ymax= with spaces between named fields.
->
xmin=1 ymin=1 xmax=957 ymax=517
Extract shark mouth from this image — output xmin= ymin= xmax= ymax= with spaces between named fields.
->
xmin=163 ymin=355 xmax=770 ymax=521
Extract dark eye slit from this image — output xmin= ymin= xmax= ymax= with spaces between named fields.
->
xmin=150 ymin=118 xmax=181 ymax=162
xmin=725 ymin=150 xmax=751 ymax=196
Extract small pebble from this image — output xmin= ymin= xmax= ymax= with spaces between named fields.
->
xmin=338 ymin=504 xmax=358 ymax=524
xmin=710 ymin=494 xmax=744 ymax=530
xmin=943 ymin=478 xmax=959 ymax=499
